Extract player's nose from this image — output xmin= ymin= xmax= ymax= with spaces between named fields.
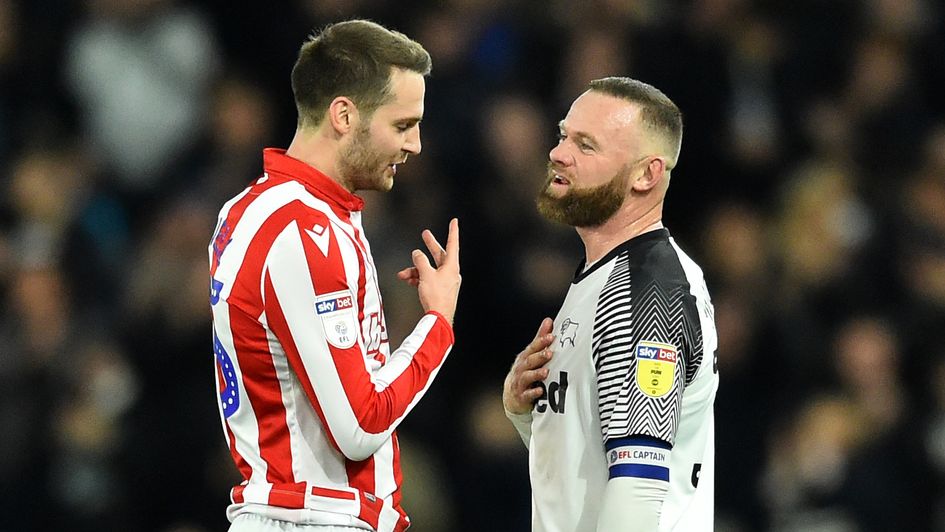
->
xmin=403 ymin=125 xmax=421 ymax=155
xmin=549 ymin=142 xmax=572 ymax=166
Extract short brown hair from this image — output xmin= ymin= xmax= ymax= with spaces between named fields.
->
xmin=291 ymin=20 xmax=432 ymax=128
xmin=588 ymin=77 xmax=683 ymax=166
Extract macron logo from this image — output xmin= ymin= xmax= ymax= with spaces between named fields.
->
xmin=305 ymin=223 xmax=331 ymax=257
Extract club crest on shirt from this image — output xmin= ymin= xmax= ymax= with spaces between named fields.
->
xmin=559 ymin=318 xmax=579 ymax=347
xmin=315 ymin=290 xmax=357 ymax=349
xmin=635 ymin=340 xmax=677 ymax=397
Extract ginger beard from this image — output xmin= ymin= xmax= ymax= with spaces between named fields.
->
xmin=536 ymin=162 xmax=631 ymax=228
xmin=338 ymin=119 xmax=401 ymax=192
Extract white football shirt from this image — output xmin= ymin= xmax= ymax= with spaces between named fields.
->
xmin=511 ymin=228 xmax=718 ymax=531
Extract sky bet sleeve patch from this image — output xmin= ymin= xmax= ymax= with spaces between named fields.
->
xmin=635 ymin=340 xmax=678 ymax=398
xmin=315 ymin=290 xmax=357 ymax=349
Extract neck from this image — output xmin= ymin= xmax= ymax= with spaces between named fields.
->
xmin=576 ymin=200 xmax=664 ymax=264
xmin=285 ymin=127 xmax=351 ymax=190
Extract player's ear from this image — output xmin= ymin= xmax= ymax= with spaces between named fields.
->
xmin=327 ymin=97 xmax=359 ymax=136
xmin=631 ymin=157 xmax=666 ymax=193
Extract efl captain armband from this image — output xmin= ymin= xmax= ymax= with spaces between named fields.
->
xmin=605 ymin=436 xmax=672 ymax=482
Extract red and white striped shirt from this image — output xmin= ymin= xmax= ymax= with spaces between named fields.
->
xmin=209 ymin=148 xmax=454 ymax=531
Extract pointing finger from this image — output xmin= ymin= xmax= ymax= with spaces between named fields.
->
xmin=444 ymin=218 xmax=459 ymax=264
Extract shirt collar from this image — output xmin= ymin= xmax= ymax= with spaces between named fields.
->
xmin=262 ymin=148 xmax=364 ymax=212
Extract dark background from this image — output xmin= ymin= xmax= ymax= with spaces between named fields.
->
xmin=2 ymin=0 xmax=945 ymax=530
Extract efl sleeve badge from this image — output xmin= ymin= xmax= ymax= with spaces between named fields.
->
xmin=315 ymin=290 xmax=358 ymax=349
xmin=634 ymin=340 xmax=678 ymax=398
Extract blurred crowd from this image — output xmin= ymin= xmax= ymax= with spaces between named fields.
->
xmin=1 ymin=0 xmax=944 ymax=530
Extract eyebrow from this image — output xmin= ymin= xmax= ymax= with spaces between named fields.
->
xmin=398 ymin=116 xmax=423 ymax=125
xmin=558 ymin=120 xmax=599 ymax=148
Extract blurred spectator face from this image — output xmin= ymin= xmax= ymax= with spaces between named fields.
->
xmin=776 ymin=163 xmax=872 ymax=289
xmin=846 ymin=38 xmax=909 ymax=113
xmin=415 ymin=11 xmax=474 ymax=71
xmin=791 ymin=398 xmax=863 ymax=487
xmin=11 ymin=266 xmax=67 ymax=327
xmin=211 ymin=78 xmax=273 ymax=153
xmin=905 ymin=174 xmax=945 ymax=234
xmin=802 ymin=99 xmax=853 ymax=158
xmin=868 ymin=0 xmax=930 ymax=38
xmin=558 ymin=30 xmax=628 ymax=106
xmin=834 ymin=317 xmax=899 ymax=393
xmin=904 ymin=249 xmax=945 ymax=308
xmin=10 ymin=265 xmax=70 ymax=359
xmin=703 ymin=203 xmax=766 ymax=285
xmin=484 ymin=94 xmax=547 ymax=192
xmin=10 ymin=150 xmax=80 ymax=229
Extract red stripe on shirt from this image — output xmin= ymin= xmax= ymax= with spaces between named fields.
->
xmin=262 ymin=267 xmax=344 ymax=454
xmin=230 ymin=305 xmax=295 ymax=484
xmin=226 ymin=204 xmax=302 ymax=485
xmin=311 ymin=486 xmax=356 ymax=500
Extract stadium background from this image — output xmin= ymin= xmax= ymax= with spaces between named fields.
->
xmin=1 ymin=0 xmax=945 ymax=530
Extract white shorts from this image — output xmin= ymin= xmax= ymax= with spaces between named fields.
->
xmin=228 ymin=513 xmax=366 ymax=532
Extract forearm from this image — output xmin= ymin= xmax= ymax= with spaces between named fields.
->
xmin=305 ymin=312 xmax=453 ymax=459
xmin=373 ymin=311 xmax=453 ymax=391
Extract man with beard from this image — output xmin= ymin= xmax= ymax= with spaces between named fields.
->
xmin=503 ymin=77 xmax=719 ymax=531
xmin=208 ymin=20 xmax=461 ymax=532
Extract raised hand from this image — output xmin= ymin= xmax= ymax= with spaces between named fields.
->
xmin=503 ymin=318 xmax=555 ymax=415
xmin=397 ymin=218 xmax=461 ymax=324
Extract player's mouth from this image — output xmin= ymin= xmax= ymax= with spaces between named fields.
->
xmin=388 ymin=157 xmax=408 ymax=175
xmin=552 ymin=173 xmax=570 ymax=186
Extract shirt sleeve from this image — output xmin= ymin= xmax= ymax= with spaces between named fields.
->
xmin=262 ymin=212 xmax=453 ymax=461
xmin=596 ymin=476 xmax=667 ymax=532
xmin=596 ymin=280 xmax=696 ymax=447
xmin=505 ymin=409 xmax=533 ymax=448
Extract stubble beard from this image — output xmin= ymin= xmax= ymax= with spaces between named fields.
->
xmin=338 ymin=122 xmax=394 ymax=192
xmin=536 ymin=163 xmax=630 ymax=228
